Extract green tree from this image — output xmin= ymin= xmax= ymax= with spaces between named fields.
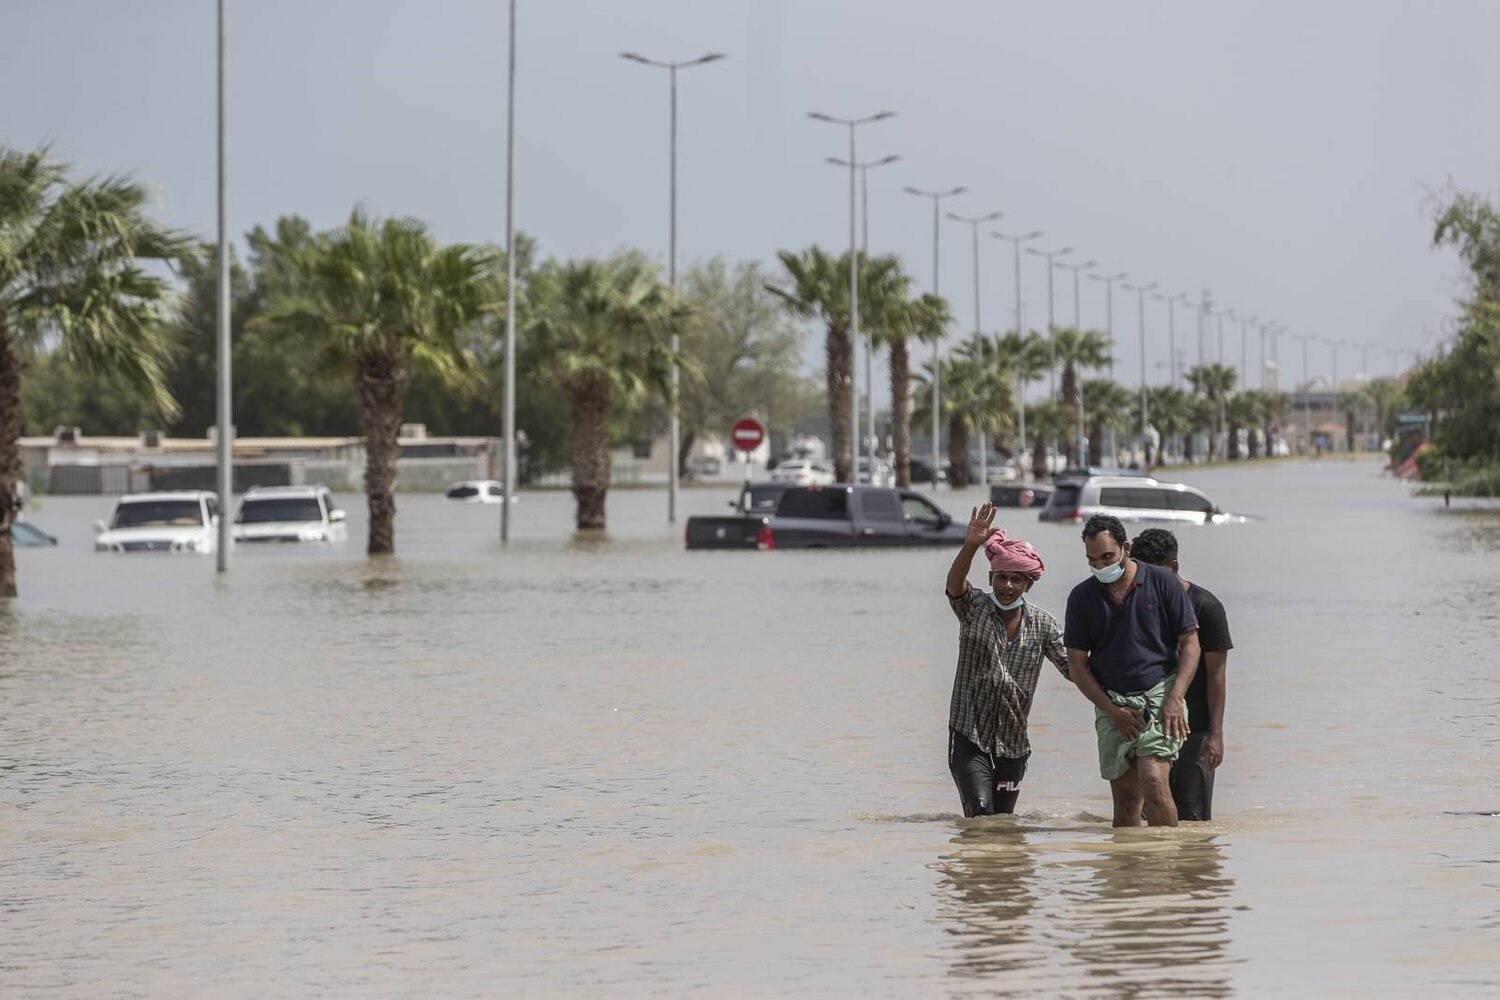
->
xmin=252 ymin=208 xmax=500 ymax=554
xmin=912 ymin=340 xmax=1014 ymax=489
xmin=995 ymin=329 xmax=1052 ymax=476
xmin=1051 ymin=326 xmax=1113 ymax=464
xmin=1081 ymin=377 xmax=1134 ymax=467
xmin=769 ymin=247 xmax=911 ymax=483
xmin=1141 ymin=385 xmax=1193 ymax=468
xmin=0 ymin=146 xmax=191 ymax=596
xmin=875 ymin=291 xmax=950 ymax=486
xmin=1025 ymin=401 xmax=1074 ymax=480
xmin=526 ymin=253 xmax=687 ymax=530
xmin=1186 ymin=363 xmax=1238 ymax=460
xmin=671 ymin=258 xmax=805 ymax=474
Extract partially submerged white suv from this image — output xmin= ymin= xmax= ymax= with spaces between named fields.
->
xmin=95 ymin=491 xmax=219 ymax=554
xmin=233 ymin=485 xmax=346 ymax=544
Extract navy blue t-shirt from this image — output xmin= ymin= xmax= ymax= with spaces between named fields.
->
xmin=1064 ymin=560 xmax=1199 ymax=694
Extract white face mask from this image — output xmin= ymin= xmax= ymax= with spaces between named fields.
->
xmin=989 ymin=591 xmax=1026 ymax=612
xmin=1091 ymin=555 xmax=1126 ymax=584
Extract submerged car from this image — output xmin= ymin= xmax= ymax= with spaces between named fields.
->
xmin=769 ymin=459 xmax=836 ymax=487
xmin=11 ymin=520 xmax=57 ymax=547
xmin=1037 ymin=473 xmax=1247 ymax=525
xmin=234 ymin=485 xmax=346 ymax=544
xmin=95 ymin=491 xmax=219 ymax=553
xmin=444 ymin=480 xmax=514 ymax=504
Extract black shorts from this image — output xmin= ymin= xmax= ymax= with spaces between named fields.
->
xmin=948 ymin=729 xmax=1030 ymax=817
xmin=1169 ymin=730 xmax=1215 ymax=821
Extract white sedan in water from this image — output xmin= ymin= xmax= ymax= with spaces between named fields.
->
xmin=769 ymin=460 xmax=837 ymax=486
xmin=444 ymin=480 xmax=515 ymax=504
xmin=94 ymin=491 xmax=219 ymax=554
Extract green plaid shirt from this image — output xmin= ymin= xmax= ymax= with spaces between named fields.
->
xmin=948 ymin=585 xmax=1070 ymax=758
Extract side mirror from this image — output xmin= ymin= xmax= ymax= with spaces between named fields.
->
xmin=93 ymin=519 xmax=105 ymax=534
xmin=330 ymin=509 xmax=347 ymax=523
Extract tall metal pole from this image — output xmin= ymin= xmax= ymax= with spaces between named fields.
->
xmin=214 ymin=0 xmax=232 ymax=572
xmin=1156 ymin=292 xmax=1187 ymax=388
xmin=813 ymin=111 xmax=894 ymax=483
xmin=501 ymin=0 xmax=518 ymax=542
xmin=947 ymin=210 xmax=1002 ymax=485
xmin=1239 ymin=314 xmax=1256 ymax=391
xmin=829 ymin=153 xmax=898 ymax=480
xmin=905 ymin=184 xmax=965 ymax=487
xmin=1055 ymin=258 xmax=1095 ymax=464
xmin=1088 ymin=270 xmax=1127 ymax=465
xmin=1295 ymin=333 xmax=1313 ymax=453
xmin=1124 ymin=282 xmax=1156 ymax=466
xmin=992 ymin=229 xmax=1041 ymax=477
xmin=624 ymin=50 xmax=726 ymax=520
xmin=1027 ymin=245 xmax=1073 ymax=398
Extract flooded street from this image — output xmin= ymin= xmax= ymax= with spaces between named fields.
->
xmin=2 ymin=458 xmax=1497 ymax=997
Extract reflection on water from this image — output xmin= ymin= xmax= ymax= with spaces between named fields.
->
xmin=933 ymin=824 xmax=1235 ymax=997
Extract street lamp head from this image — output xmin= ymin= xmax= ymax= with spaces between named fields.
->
xmin=620 ymin=51 xmax=652 ymax=65
xmin=692 ymin=52 xmax=728 ymax=65
xmin=905 ymin=184 xmax=966 ymax=199
xmin=825 ymin=156 xmax=849 ymax=167
xmin=871 ymin=110 xmax=896 ymax=122
xmin=1060 ymin=258 xmax=1097 ymax=272
xmin=872 ymin=154 xmax=901 ymax=167
xmin=807 ymin=111 xmax=836 ymax=123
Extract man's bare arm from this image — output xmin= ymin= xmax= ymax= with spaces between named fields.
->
xmin=1160 ymin=631 xmax=1201 ymax=742
xmin=1202 ymin=651 xmax=1227 ymax=770
xmin=946 ymin=502 xmax=997 ymax=598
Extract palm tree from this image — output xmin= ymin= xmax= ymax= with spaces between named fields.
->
xmin=769 ymin=247 xmax=910 ymax=482
xmin=1141 ymin=385 xmax=1193 ymax=468
xmin=876 ymin=291 xmax=950 ymax=486
xmin=1224 ymin=391 xmax=1260 ymax=460
xmin=1051 ymin=326 xmax=1113 ymax=464
xmin=0 ymin=146 xmax=191 ymax=596
xmin=994 ymin=330 xmax=1051 ymax=477
xmin=1026 ymin=401 xmax=1074 ymax=478
xmin=1081 ymin=378 xmax=1135 ymax=467
xmin=912 ymin=342 xmax=1014 ymax=489
xmin=1186 ymin=363 xmax=1238 ymax=460
xmin=526 ymin=254 xmax=688 ymax=530
xmin=254 ymin=208 xmax=500 ymax=553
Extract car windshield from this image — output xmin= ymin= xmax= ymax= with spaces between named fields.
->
xmin=111 ymin=500 xmax=204 ymax=528
xmin=447 ymin=486 xmax=479 ymax=499
xmin=237 ymin=497 xmax=323 ymax=523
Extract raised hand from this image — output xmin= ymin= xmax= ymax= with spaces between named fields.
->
xmin=965 ymin=502 xmax=1000 ymax=548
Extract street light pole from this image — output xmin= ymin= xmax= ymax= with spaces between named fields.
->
xmin=947 ymin=209 xmax=1003 ymax=484
xmin=1088 ymin=270 xmax=1127 ymax=464
xmin=501 ymin=0 xmax=518 ymax=543
xmin=1238 ymin=313 xmax=1257 ymax=392
xmin=1123 ymin=281 xmax=1157 ymax=467
xmin=904 ymin=183 xmax=967 ymax=488
xmin=1026 ymin=244 xmax=1073 ymax=398
xmin=811 ymin=110 xmax=893 ymax=485
xmin=1055 ymin=257 xmax=1096 ymax=463
xmin=622 ymin=49 xmax=727 ymax=522
xmin=992 ymin=229 xmax=1042 ymax=478
xmin=1155 ymin=292 xmax=1189 ymax=388
xmin=214 ymin=0 xmax=232 ymax=573
xmin=828 ymin=153 xmax=899 ymax=480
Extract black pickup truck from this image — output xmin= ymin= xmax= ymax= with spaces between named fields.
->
xmin=685 ymin=484 xmax=967 ymax=550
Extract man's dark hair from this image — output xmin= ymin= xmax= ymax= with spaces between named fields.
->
xmin=1131 ymin=527 xmax=1178 ymax=565
xmin=1081 ymin=514 xmax=1127 ymax=546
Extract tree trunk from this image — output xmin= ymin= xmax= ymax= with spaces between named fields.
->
xmin=356 ymin=351 xmax=407 ymax=555
xmin=825 ymin=323 xmax=853 ymax=483
xmin=1088 ymin=421 xmax=1104 ymax=471
xmin=1345 ymin=409 xmax=1357 ymax=452
xmin=678 ymin=429 xmax=696 ymax=479
xmin=0 ymin=321 xmax=22 ymax=597
xmin=948 ymin=415 xmax=970 ymax=489
xmin=569 ymin=374 xmax=610 ymax=530
xmin=1248 ymin=427 xmax=1263 ymax=459
xmin=1033 ymin=430 xmax=1048 ymax=482
xmin=889 ymin=337 xmax=911 ymax=487
xmin=1228 ymin=422 xmax=1243 ymax=460
xmin=1183 ymin=430 xmax=1196 ymax=465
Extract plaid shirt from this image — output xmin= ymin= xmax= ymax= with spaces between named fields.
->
xmin=947 ymin=585 xmax=1070 ymax=758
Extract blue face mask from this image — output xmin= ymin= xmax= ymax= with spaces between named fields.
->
xmin=989 ymin=591 xmax=1026 ymax=612
xmin=1091 ymin=555 xmax=1126 ymax=584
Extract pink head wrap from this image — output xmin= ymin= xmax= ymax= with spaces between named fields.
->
xmin=984 ymin=529 xmax=1045 ymax=581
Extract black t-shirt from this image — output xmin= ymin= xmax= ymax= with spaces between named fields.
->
xmin=1184 ymin=582 xmax=1233 ymax=733
xmin=1064 ymin=560 xmax=1199 ymax=694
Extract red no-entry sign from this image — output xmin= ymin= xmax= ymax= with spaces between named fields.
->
xmin=730 ymin=416 xmax=766 ymax=454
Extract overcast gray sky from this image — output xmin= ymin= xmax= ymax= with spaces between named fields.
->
xmin=5 ymin=0 xmax=1497 ymax=401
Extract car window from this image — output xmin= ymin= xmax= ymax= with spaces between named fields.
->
xmin=1169 ymin=489 xmax=1215 ymax=514
xmin=111 ymin=500 xmax=204 ymax=528
xmin=1047 ymin=484 xmax=1081 ymax=509
xmin=900 ymin=494 xmax=942 ymax=524
xmin=777 ymin=489 xmax=848 ymax=520
xmin=447 ymin=486 xmax=479 ymax=499
xmin=237 ymin=497 xmax=324 ymax=523
xmin=487 ymin=484 xmax=505 ymax=496
xmin=746 ymin=486 xmax=783 ymax=513
xmin=861 ymin=491 xmax=902 ymax=521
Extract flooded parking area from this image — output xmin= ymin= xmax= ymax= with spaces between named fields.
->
xmin=2 ymin=458 xmax=1497 ymax=996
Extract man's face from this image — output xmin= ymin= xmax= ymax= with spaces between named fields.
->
xmin=1085 ymin=533 xmax=1129 ymax=572
xmin=989 ymin=570 xmax=1033 ymax=605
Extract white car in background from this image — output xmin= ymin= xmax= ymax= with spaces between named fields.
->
xmin=95 ymin=491 xmax=219 ymax=554
xmin=769 ymin=459 xmax=837 ymax=486
xmin=444 ymin=480 xmax=515 ymax=504
xmin=233 ymin=485 xmax=346 ymax=544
